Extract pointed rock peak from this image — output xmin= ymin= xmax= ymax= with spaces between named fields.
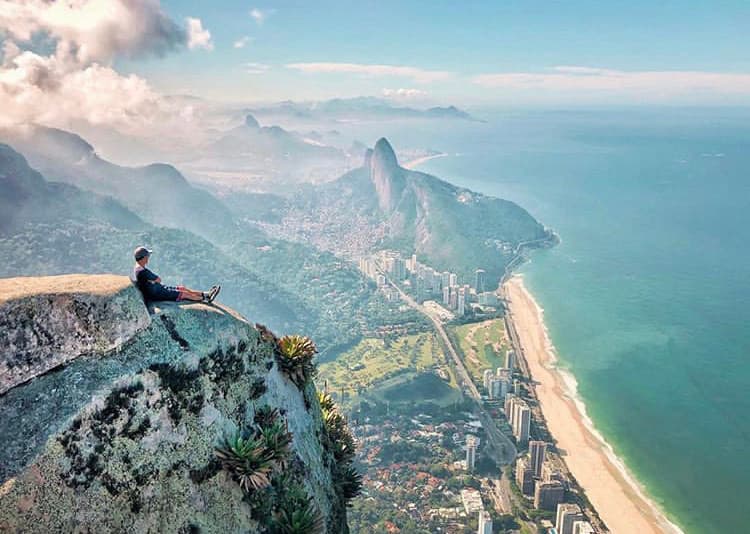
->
xmin=369 ymin=138 xmax=405 ymax=213
xmin=245 ymin=114 xmax=260 ymax=128
xmin=372 ymin=137 xmax=399 ymax=169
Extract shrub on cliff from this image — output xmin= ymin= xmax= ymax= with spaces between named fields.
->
xmin=215 ymin=406 xmax=293 ymax=493
xmin=319 ymin=391 xmax=362 ymax=506
xmin=276 ymin=335 xmax=317 ymax=388
xmin=215 ymin=432 xmax=276 ymax=492
xmin=270 ymin=479 xmax=325 ymax=534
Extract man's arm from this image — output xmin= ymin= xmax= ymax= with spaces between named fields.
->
xmin=144 ymin=269 xmax=161 ymax=284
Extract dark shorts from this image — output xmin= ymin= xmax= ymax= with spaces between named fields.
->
xmin=146 ymin=284 xmax=186 ymax=302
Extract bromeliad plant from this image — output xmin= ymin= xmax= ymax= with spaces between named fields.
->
xmin=276 ymin=335 xmax=317 ymax=388
xmin=215 ymin=406 xmax=293 ymax=494
xmin=259 ymin=418 xmax=293 ymax=469
xmin=318 ymin=390 xmax=362 ymax=505
xmin=270 ymin=479 xmax=325 ymax=534
xmin=322 ymin=405 xmax=356 ymax=464
xmin=335 ymin=464 xmax=363 ymax=501
xmin=215 ymin=432 xmax=276 ymax=492
xmin=317 ymin=390 xmax=336 ymax=413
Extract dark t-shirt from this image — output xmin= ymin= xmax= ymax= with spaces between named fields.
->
xmin=132 ymin=264 xmax=158 ymax=293
xmin=131 ymin=264 xmax=180 ymax=301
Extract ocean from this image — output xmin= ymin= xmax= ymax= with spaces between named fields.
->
xmin=339 ymin=108 xmax=750 ymax=533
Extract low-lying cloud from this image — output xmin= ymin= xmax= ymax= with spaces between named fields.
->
xmin=382 ymin=88 xmax=429 ymax=99
xmin=472 ymin=66 xmax=750 ymax=99
xmin=286 ymin=62 xmax=453 ymax=84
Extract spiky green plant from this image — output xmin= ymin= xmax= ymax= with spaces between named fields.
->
xmin=215 ymin=433 xmax=275 ymax=492
xmin=271 ymin=495 xmax=325 ymax=534
xmin=323 ymin=409 xmax=356 ymax=464
xmin=336 ymin=464 xmax=363 ymax=501
xmin=276 ymin=335 xmax=317 ymax=387
xmin=317 ymin=390 xmax=336 ymax=413
xmin=260 ymin=418 xmax=293 ymax=468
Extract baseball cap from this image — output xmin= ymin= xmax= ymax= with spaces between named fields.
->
xmin=134 ymin=246 xmax=152 ymax=260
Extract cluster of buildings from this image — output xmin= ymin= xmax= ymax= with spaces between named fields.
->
xmin=358 ymin=251 xmax=500 ymax=316
xmin=515 ymin=441 xmax=568 ymax=511
xmin=476 ymin=350 xmax=597 ymax=531
xmin=554 ymin=503 xmax=595 ymax=534
xmin=483 ymin=365 xmax=518 ymax=401
xmin=350 ymin=407 xmax=504 ymax=531
xmin=505 ymin=394 xmax=531 ymax=445
xmin=480 ymin=350 xmax=531 ymax=446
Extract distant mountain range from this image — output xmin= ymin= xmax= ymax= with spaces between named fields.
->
xmin=1 ymin=126 xmax=235 ymax=243
xmin=206 ymin=113 xmax=345 ymax=161
xmin=247 ymin=97 xmax=481 ymax=123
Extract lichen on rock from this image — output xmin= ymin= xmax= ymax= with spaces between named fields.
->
xmin=0 ymin=274 xmax=350 ymax=534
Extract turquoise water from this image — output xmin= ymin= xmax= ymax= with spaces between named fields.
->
xmin=342 ymin=109 xmax=750 ymax=533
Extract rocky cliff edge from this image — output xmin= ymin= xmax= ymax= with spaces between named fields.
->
xmin=0 ymin=275 xmax=350 ymax=533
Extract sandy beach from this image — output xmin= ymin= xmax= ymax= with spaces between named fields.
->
xmin=402 ymin=153 xmax=448 ymax=170
xmin=503 ymin=275 xmax=683 ymax=534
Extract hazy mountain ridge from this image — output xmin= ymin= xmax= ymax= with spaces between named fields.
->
xmin=0 ymin=143 xmax=301 ymax=332
xmin=0 ymin=139 xmax=417 ymax=356
xmin=258 ymin=138 xmax=553 ymax=284
xmin=0 ymin=126 xmax=236 ymax=243
xmin=247 ymin=97 xmax=480 ymax=123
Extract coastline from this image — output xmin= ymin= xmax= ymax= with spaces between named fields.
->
xmin=503 ymin=275 xmax=684 ymax=534
xmin=402 ymin=152 xmax=448 ymax=170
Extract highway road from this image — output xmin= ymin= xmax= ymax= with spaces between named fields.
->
xmin=388 ymin=280 xmax=518 ymax=465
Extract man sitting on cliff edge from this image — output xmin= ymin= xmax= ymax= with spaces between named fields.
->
xmin=131 ymin=246 xmax=220 ymax=303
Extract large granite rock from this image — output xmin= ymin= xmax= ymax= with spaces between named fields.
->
xmin=0 ymin=275 xmax=348 ymax=533
xmin=0 ymin=275 xmax=150 ymax=395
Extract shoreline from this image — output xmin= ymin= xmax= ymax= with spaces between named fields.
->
xmin=402 ymin=152 xmax=448 ymax=170
xmin=503 ymin=275 xmax=684 ymax=534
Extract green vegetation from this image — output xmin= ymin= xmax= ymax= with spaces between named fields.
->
xmin=276 ymin=335 xmax=318 ymax=388
xmin=269 ymin=480 xmax=325 ymax=534
xmin=233 ymin=239 xmax=429 ymax=357
xmin=317 ymin=332 xmax=461 ymax=407
xmin=378 ymin=372 xmax=458 ymax=404
xmin=319 ymin=392 xmax=362 ymax=512
xmin=449 ymin=319 xmax=510 ymax=384
xmin=215 ymin=432 xmax=276 ymax=492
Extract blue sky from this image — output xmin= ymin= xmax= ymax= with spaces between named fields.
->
xmin=110 ymin=0 xmax=750 ymax=105
xmin=115 ymin=0 xmax=750 ymax=105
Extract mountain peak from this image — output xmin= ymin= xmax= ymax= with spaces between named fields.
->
xmin=372 ymin=137 xmax=399 ymax=168
xmin=369 ymin=138 xmax=405 ymax=213
xmin=244 ymin=114 xmax=260 ymax=128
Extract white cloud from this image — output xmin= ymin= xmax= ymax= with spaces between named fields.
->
xmin=286 ymin=62 xmax=453 ymax=84
xmin=0 ymin=0 xmax=213 ymax=132
xmin=233 ymin=36 xmax=252 ymax=48
xmin=186 ymin=17 xmax=212 ymax=50
xmin=472 ymin=66 xmax=750 ymax=99
xmin=0 ymin=0 xmax=188 ymax=63
xmin=244 ymin=62 xmax=269 ymax=74
xmin=382 ymin=88 xmax=428 ymax=99
xmin=250 ymin=8 xmax=273 ymax=25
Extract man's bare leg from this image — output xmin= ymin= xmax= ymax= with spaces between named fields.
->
xmin=180 ymin=288 xmax=206 ymax=302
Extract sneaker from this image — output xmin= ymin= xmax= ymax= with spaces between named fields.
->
xmin=207 ymin=285 xmax=221 ymax=303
